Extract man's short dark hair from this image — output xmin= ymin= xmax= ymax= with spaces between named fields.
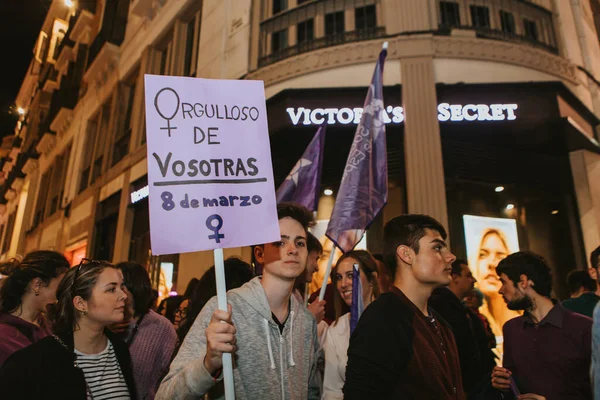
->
xmin=566 ymin=269 xmax=597 ymax=295
xmin=451 ymin=259 xmax=468 ymax=276
xmin=116 ymin=262 xmax=153 ymax=317
xmin=277 ymin=202 xmax=315 ymax=232
xmin=496 ymin=251 xmax=553 ymax=297
xmin=382 ymin=214 xmax=447 ymax=279
xmin=591 ymin=246 xmax=600 ymax=270
xmin=307 ymin=232 xmax=323 ymax=254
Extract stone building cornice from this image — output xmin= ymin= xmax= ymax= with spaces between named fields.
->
xmin=246 ymin=35 xmax=579 ymax=87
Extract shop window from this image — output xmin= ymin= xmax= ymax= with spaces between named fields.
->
xmin=272 ymin=29 xmax=288 ymax=53
xmin=325 ymin=11 xmax=345 ymax=38
xmin=297 ymin=19 xmax=314 ymax=45
xmin=355 ymin=5 xmax=376 ymax=32
xmin=500 ymin=11 xmax=516 ymax=35
xmin=112 ymin=82 xmax=135 ymax=166
xmin=272 ymin=0 xmax=287 ymax=15
xmin=470 ymin=5 xmax=490 ymax=29
xmin=440 ymin=1 xmax=460 ymax=28
xmin=523 ymin=19 xmax=538 ymax=41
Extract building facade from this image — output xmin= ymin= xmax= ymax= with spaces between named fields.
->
xmin=2 ymin=0 xmax=600 ymax=306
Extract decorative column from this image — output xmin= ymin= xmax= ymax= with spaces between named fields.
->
xmin=402 ymin=56 xmax=449 ymax=228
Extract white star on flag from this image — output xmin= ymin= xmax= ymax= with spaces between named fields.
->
xmin=286 ymin=158 xmax=313 ymax=185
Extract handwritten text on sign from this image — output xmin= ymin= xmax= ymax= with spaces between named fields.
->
xmin=144 ymin=75 xmax=280 ymax=255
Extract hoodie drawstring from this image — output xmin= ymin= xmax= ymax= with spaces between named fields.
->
xmin=288 ymin=310 xmax=295 ymax=366
xmin=263 ymin=319 xmax=276 ymax=370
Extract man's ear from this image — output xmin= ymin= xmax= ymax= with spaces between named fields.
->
xmin=254 ymin=245 xmax=265 ymax=264
xmin=519 ymin=274 xmax=534 ymax=290
xmin=397 ymin=245 xmax=413 ymax=266
xmin=589 ymin=267 xmax=598 ymax=281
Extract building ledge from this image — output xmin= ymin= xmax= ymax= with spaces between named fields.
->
xmin=11 ymin=177 xmax=24 ymax=192
xmin=36 ymin=132 xmax=57 ymax=155
xmin=22 ymin=158 xmax=39 ymax=175
xmin=70 ymin=10 xmax=95 ymax=45
xmin=84 ymin=42 xmax=120 ymax=90
xmin=131 ymin=0 xmax=153 ymax=19
xmin=50 ymin=108 xmax=74 ymax=137
xmin=5 ymin=189 xmax=17 ymax=202
xmin=56 ymin=44 xmax=75 ymax=74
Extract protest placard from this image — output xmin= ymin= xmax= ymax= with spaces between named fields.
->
xmin=143 ymin=74 xmax=280 ymax=256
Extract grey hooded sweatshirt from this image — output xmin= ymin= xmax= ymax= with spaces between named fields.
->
xmin=156 ymin=277 xmax=322 ymax=400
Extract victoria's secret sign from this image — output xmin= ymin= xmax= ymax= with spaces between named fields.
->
xmin=286 ymin=103 xmax=518 ymax=125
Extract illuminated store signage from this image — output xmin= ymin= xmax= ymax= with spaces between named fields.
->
xmin=286 ymin=103 xmax=518 ymax=126
xmin=131 ymin=185 xmax=149 ymax=204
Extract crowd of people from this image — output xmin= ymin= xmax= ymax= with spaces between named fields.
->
xmin=0 ymin=201 xmax=599 ymax=399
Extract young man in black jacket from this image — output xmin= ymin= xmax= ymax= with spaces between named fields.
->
xmin=343 ymin=214 xmax=465 ymax=399
xmin=429 ymin=259 xmax=497 ymax=397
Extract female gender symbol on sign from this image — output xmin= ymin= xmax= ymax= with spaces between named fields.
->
xmin=206 ymin=214 xmax=225 ymax=243
xmin=154 ymin=87 xmax=180 ymax=137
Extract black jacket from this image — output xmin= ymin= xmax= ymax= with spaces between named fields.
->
xmin=429 ymin=287 xmax=497 ymax=396
xmin=0 ymin=329 xmax=137 ymax=400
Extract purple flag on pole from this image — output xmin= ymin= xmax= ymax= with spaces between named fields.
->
xmin=275 ymin=125 xmax=326 ymax=211
xmin=350 ymin=263 xmax=364 ymax=333
xmin=325 ymin=48 xmax=388 ymax=252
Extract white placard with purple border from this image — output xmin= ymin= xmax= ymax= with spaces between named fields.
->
xmin=144 ymin=74 xmax=280 ymax=255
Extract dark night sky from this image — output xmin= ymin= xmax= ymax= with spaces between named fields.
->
xmin=0 ymin=0 xmax=48 ymax=139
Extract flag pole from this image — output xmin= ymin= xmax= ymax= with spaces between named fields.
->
xmin=319 ymin=248 xmax=336 ymax=301
xmin=214 ymin=248 xmax=235 ymax=399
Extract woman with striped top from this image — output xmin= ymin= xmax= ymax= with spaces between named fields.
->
xmin=0 ymin=259 xmax=137 ymax=399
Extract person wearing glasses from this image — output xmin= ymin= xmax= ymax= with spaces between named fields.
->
xmin=0 ymin=259 xmax=137 ymax=399
xmin=114 ymin=262 xmax=178 ymax=400
xmin=156 ymin=202 xmax=322 ymax=399
xmin=0 ymin=250 xmax=69 ymax=367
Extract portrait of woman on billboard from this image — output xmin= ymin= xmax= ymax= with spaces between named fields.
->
xmin=464 ymin=215 xmax=521 ymax=338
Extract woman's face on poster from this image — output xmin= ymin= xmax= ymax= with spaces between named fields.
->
xmin=476 ymin=231 xmax=509 ymax=294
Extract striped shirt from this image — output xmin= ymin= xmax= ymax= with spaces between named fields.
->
xmin=75 ymin=340 xmax=131 ymax=400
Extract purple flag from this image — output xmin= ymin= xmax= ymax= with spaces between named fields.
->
xmin=275 ymin=125 xmax=326 ymax=211
xmin=325 ymin=48 xmax=388 ymax=252
xmin=350 ymin=263 xmax=364 ymax=333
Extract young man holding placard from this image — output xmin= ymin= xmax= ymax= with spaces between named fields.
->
xmin=156 ymin=202 xmax=322 ymax=400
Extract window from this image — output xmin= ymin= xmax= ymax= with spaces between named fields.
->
xmin=500 ymin=11 xmax=516 ymax=35
xmin=48 ymin=19 xmax=68 ymax=62
xmin=272 ymin=0 xmax=287 ymax=15
xmin=523 ymin=19 xmax=538 ymax=41
xmin=34 ymin=168 xmax=53 ymax=225
xmin=272 ymin=29 xmax=288 ymax=53
xmin=159 ymin=38 xmax=174 ymax=76
xmin=112 ymin=83 xmax=135 ymax=166
xmin=440 ymin=1 xmax=460 ymax=28
xmin=2 ymin=210 xmax=17 ymax=255
xmin=92 ymin=102 xmax=111 ymax=182
xmin=35 ymin=32 xmax=49 ymax=63
xmin=325 ymin=11 xmax=345 ymax=37
xmin=355 ymin=5 xmax=377 ymax=32
xmin=297 ymin=19 xmax=314 ymax=45
xmin=47 ymin=146 xmax=71 ymax=217
xmin=470 ymin=6 xmax=490 ymax=29
xmin=183 ymin=11 xmax=201 ymax=77
xmin=80 ymin=119 xmax=98 ymax=193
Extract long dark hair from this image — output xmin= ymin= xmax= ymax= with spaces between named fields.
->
xmin=116 ymin=262 xmax=152 ymax=318
xmin=333 ymin=250 xmax=380 ymax=326
xmin=52 ymin=260 xmax=115 ymax=333
xmin=0 ymin=250 xmax=70 ymax=314
xmin=177 ymin=257 xmax=253 ymax=341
